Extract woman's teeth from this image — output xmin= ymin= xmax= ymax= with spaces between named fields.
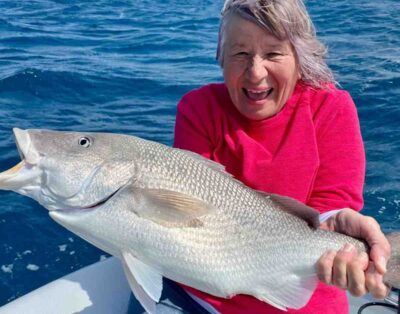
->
xmin=244 ymin=88 xmax=273 ymax=101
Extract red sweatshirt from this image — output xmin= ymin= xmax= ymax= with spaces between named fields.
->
xmin=173 ymin=82 xmax=366 ymax=314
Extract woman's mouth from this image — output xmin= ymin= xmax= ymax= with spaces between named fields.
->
xmin=243 ymin=88 xmax=273 ymax=101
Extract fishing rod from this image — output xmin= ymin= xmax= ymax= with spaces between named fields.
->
xmin=358 ymin=289 xmax=399 ymax=314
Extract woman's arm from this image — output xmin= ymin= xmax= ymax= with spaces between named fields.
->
xmin=310 ymin=91 xmax=390 ymax=298
xmin=307 ymin=91 xmax=365 ymax=213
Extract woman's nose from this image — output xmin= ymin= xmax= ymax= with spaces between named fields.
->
xmin=246 ymin=56 xmax=268 ymax=82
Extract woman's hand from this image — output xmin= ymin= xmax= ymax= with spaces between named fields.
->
xmin=317 ymin=208 xmax=391 ymax=298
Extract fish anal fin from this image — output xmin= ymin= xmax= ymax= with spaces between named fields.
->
xmin=121 ymin=252 xmax=163 ymax=314
xmin=262 ymin=193 xmax=320 ymax=228
xmin=131 ymin=187 xmax=215 ymax=228
xmin=254 ymin=272 xmax=318 ymax=311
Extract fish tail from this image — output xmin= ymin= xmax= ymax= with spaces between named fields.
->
xmin=384 ymin=232 xmax=400 ymax=288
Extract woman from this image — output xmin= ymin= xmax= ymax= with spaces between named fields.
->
xmin=173 ymin=0 xmax=390 ymax=313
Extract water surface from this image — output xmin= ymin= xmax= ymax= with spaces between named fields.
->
xmin=0 ymin=0 xmax=399 ymax=305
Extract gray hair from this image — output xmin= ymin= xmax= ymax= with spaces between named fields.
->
xmin=217 ymin=0 xmax=335 ymax=88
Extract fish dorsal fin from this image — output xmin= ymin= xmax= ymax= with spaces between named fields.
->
xmin=262 ymin=193 xmax=320 ymax=228
xmin=177 ymin=149 xmax=233 ymax=177
xmin=131 ymin=187 xmax=216 ymax=227
xmin=121 ymin=252 xmax=163 ymax=314
xmin=254 ymin=272 xmax=318 ymax=310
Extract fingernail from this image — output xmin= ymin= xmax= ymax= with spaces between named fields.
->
xmin=326 ymin=250 xmax=336 ymax=257
xmin=378 ymin=256 xmax=387 ymax=273
xmin=366 ymin=262 xmax=375 ymax=274
xmin=320 ymin=251 xmax=328 ymax=259
xmin=342 ymin=243 xmax=355 ymax=253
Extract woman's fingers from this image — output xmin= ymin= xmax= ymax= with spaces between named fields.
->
xmin=334 ymin=210 xmax=391 ymax=275
xmin=332 ymin=244 xmax=359 ymax=289
xmin=318 ymin=210 xmax=391 ymax=298
xmin=347 ymin=251 xmax=369 ymax=296
xmin=356 ymin=216 xmax=390 ymax=274
xmin=369 ymin=239 xmax=390 ymax=275
xmin=365 ymin=263 xmax=390 ymax=299
xmin=317 ymin=250 xmax=336 ymax=284
xmin=317 ymin=245 xmax=371 ymax=297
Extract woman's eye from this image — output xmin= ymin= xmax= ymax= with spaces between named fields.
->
xmin=266 ymin=52 xmax=283 ymax=59
xmin=78 ymin=136 xmax=92 ymax=148
xmin=233 ymin=51 xmax=249 ymax=57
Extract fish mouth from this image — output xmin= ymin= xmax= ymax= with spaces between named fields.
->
xmin=13 ymin=128 xmax=40 ymax=165
xmin=0 ymin=128 xmax=41 ymax=191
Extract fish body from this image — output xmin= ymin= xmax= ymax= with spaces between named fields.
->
xmin=0 ymin=128 xmax=398 ymax=313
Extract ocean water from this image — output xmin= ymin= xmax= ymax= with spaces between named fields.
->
xmin=0 ymin=0 xmax=399 ymax=306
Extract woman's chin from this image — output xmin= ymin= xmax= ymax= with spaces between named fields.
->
xmin=238 ymin=101 xmax=279 ymax=120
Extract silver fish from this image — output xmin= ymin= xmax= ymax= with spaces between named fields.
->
xmin=0 ymin=128 xmax=399 ymax=313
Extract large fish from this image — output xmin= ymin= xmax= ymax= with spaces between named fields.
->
xmin=0 ymin=128 xmax=399 ymax=313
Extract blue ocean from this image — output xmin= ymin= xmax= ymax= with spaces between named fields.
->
xmin=0 ymin=0 xmax=399 ymax=306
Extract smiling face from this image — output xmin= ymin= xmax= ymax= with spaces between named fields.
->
xmin=222 ymin=14 xmax=300 ymax=120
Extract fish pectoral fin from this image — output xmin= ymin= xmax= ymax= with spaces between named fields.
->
xmin=130 ymin=187 xmax=216 ymax=227
xmin=262 ymin=193 xmax=320 ymax=228
xmin=121 ymin=252 xmax=163 ymax=314
xmin=254 ymin=272 xmax=318 ymax=310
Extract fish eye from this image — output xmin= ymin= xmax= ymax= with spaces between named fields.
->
xmin=78 ymin=136 xmax=92 ymax=148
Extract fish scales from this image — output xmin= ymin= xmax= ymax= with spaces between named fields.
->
xmin=1 ymin=129 xmax=399 ymax=313
xmin=78 ymin=136 xmax=365 ymax=290
xmin=119 ymin=141 xmax=355 ymax=293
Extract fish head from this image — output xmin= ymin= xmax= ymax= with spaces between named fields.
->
xmin=0 ymin=128 xmax=136 ymax=211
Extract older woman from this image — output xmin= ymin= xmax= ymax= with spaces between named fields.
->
xmin=173 ymin=0 xmax=390 ymax=313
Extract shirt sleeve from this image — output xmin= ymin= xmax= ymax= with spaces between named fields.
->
xmin=307 ymin=91 xmax=366 ymax=213
xmin=173 ymin=92 xmax=214 ymax=159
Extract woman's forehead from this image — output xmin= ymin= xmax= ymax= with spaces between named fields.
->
xmin=228 ymin=41 xmax=287 ymax=50
xmin=224 ymin=16 xmax=290 ymax=50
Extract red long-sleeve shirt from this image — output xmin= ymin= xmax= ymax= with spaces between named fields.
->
xmin=173 ymin=82 xmax=366 ymax=314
